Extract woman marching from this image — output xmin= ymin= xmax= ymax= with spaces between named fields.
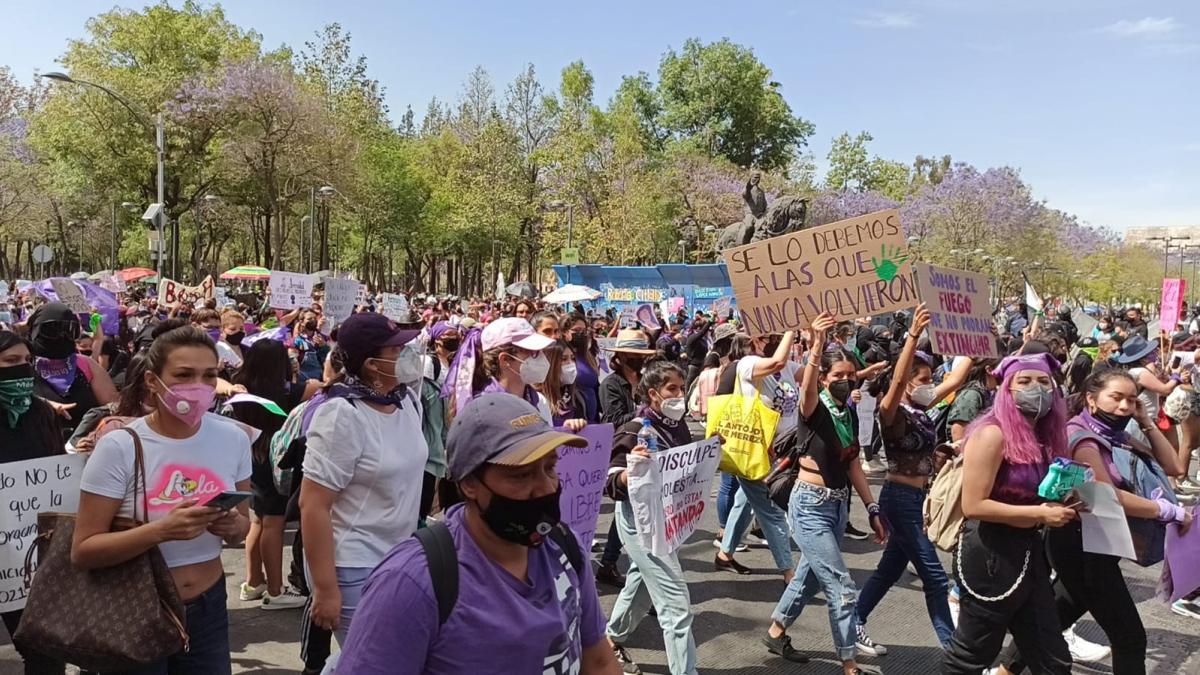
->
xmin=763 ymin=313 xmax=886 ymax=675
xmin=855 ymin=304 xmax=971 ymax=653
xmin=604 ymin=360 xmax=700 ymax=675
xmin=75 ymin=326 xmax=253 ymax=673
xmin=942 ymin=352 xmax=1078 ymax=674
xmin=993 ymin=369 xmax=1191 ymax=675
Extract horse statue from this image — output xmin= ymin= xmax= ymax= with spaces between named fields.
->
xmin=714 ymin=194 xmax=810 ymax=257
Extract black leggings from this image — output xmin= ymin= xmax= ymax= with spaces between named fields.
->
xmin=1001 ymin=521 xmax=1146 ymax=674
xmin=942 ymin=521 xmax=1071 ymax=674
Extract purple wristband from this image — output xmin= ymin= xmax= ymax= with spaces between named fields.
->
xmin=1156 ymin=498 xmax=1186 ymax=523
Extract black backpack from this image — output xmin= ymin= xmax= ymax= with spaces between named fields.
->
xmin=415 ymin=520 xmax=585 ymax=624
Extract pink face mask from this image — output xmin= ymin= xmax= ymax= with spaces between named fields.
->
xmin=154 ymin=375 xmax=215 ymax=428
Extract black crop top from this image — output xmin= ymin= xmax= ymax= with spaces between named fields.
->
xmin=794 ymin=399 xmax=859 ymax=490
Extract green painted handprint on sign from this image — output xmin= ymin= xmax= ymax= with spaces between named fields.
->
xmin=871 ymin=245 xmax=910 ymax=282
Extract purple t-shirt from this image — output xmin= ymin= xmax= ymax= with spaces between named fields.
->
xmin=335 ymin=504 xmax=606 ymax=674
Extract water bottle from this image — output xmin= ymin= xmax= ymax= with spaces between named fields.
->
xmin=637 ymin=418 xmax=658 ymax=452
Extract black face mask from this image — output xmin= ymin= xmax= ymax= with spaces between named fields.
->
xmin=477 ymin=482 xmax=563 ymax=547
xmin=226 ymin=331 xmax=245 ymax=347
xmin=0 ymin=362 xmax=33 ymax=382
xmin=303 ymin=320 xmax=318 ymax=332
xmin=31 ymin=334 xmax=77 ymax=359
xmin=827 ymin=379 xmax=856 ymax=403
xmin=1093 ymin=408 xmax=1133 ymax=432
xmin=569 ymin=333 xmax=589 ymax=352
xmin=440 ymin=338 xmax=460 ymax=353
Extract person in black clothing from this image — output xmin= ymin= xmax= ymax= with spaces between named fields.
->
xmin=0 ymin=330 xmax=67 ymax=674
xmin=230 ymin=339 xmax=314 ymax=610
xmin=683 ymin=314 xmax=713 ymax=389
xmin=28 ymin=303 xmax=118 ymax=438
xmin=596 ymin=329 xmax=657 ymax=586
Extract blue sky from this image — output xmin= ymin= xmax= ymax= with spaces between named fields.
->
xmin=2 ymin=0 xmax=1196 ymax=232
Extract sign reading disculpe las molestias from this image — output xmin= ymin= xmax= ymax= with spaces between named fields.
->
xmin=0 ymin=454 xmax=86 ymax=612
xmin=723 ymin=209 xmax=919 ymax=335
xmin=914 ymin=262 xmax=999 ymax=358
xmin=627 ymin=437 xmax=722 ymax=557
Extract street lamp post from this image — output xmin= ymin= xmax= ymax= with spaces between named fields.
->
xmin=1147 ymin=235 xmax=1192 ymax=276
xmin=41 ymin=72 xmax=168 ymax=280
xmin=678 ymin=239 xmax=687 ymax=264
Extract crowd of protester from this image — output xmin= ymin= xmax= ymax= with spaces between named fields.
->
xmin=0 ymin=280 xmax=1197 ymax=675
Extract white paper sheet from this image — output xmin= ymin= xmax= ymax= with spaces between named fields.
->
xmin=1077 ymin=481 xmax=1136 ymax=560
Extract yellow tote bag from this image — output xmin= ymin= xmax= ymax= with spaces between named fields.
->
xmin=705 ymin=372 xmax=779 ymax=480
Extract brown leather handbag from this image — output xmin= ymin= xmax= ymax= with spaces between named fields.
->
xmin=14 ymin=427 xmax=189 ymax=671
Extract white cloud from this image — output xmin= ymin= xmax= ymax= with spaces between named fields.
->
xmin=853 ymin=10 xmax=918 ymax=29
xmin=1101 ymin=17 xmax=1179 ymax=38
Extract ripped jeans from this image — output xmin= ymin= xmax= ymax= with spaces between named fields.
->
xmin=771 ymin=482 xmax=858 ymax=661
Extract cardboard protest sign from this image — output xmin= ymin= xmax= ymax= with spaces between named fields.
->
xmin=268 ymin=271 xmax=314 ymax=310
xmin=711 ymin=296 xmax=731 ymax=319
xmin=157 ymin=275 xmax=214 ymax=308
xmin=50 ymin=279 xmax=90 ymax=314
xmin=626 ymin=437 xmax=722 ymax=556
xmin=381 ymin=293 xmax=410 ymax=321
xmin=555 ymin=424 xmax=614 ymax=550
xmin=723 ymin=209 xmax=918 ymax=336
xmin=914 ymin=262 xmax=998 ymax=358
xmin=0 ymin=455 xmax=86 ymax=611
xmin=356 ymin=284 xmax=369 ymax=305
xmin=1161 ymin=278 xmax=1187 ymax=330
xmin=322 ymin=277 xmax=359 ymax=328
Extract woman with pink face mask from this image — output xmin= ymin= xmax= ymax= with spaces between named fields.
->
xmin=74 ymin=326 xmax=253 ymax=674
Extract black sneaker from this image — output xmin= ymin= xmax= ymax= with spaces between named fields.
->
xmin=762 ymin=633 xmax=810 ymax=663
xmin=856 ymin=624 xmax=888 ymax=656
xmin=714 ymin=553 xmax=752 ymax=575
xmin=596 ymin=561 xmax=625 ymax=587
xmin=844 ymin=523 xmax=870 ymax=541
xmin=613 ymin=644 xmax=642 ymax=674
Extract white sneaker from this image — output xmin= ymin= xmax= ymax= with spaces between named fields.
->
xmin=261 ymin=587 xmax=308 ymax=610
xmin=239 ymin=581 xmax=266 ymax=601
xmin=1172 ymin=598 xmax=1200 ymax=619
xmin=1177 ymin=477 xmax=1200 ymax=494
xmin=711 ymin=538 xmax=749 ymax=553
xmin=862 ymin=458 xmax=887 ymax=475
xmin=1063 ymin=626 xmax=1111 ymax=663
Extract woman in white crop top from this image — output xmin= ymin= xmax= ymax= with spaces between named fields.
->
xmin=76 ymin=325 xmax=252 ymax=674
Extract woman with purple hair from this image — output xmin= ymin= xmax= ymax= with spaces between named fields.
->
xmin=856 ymin=304 xmax=971 ymax=654
xmin=942 ymin=353 xmax=1079 ymax=674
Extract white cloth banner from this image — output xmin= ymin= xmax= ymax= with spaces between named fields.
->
xmin=157 ymin=275 xmax=214 ymax=308
xmin=0 ymin=455 xmax=86 ymax=612
xmin=267 ymin=271 xmax=314 ymax=310
xmin=626 ymin=437 xmax=722 ymax=557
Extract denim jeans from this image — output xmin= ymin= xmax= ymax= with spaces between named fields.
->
xmin=716 ymin=472 xmax=739 ymax=529
xmin=119 ymin=580 xmax=231 ymax=675
xmin=607 ymin=502 xmax=698 ymax=675
xmin=771 ymin=484 xmax=857 ymax=661
xmin=303 ymin=565 xmax=372 ymax=675
xmin=857 ymin=481 xmax=955 ymax=646
xmin=720 ymin=477 xmax=792 ymax=570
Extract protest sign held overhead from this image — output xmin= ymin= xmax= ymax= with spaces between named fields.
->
xmin=267 ymin=271 xmax=314 ymax=310
xmin=914 ymin=262 xmax=999 ymax=358
xmin=381 ymin=293 xmax=410 ymax=321
xmin=322 ymin=277 xmax=359 ymax=328
xmin=626 ymin=437 xmax=722 ymax=556
xmin=0 ymin=454 xmax=86 ymax=612
xmin=1161 ymin=278 xmax=1187 ymax=330
xmin=157 ymin=275 xmax=214 ymax=308
xmin=50 ymin=279 xmax=90 ymax=314
xmin=554 ymin=424 xmax=613 ymax=550
xmin=723 ymin=209 xmax=918 ymax=336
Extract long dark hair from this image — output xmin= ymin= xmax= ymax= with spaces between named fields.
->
xmin=114 ymin=353 xmax=151 ymax=417
xmin=1067 ymin=368 xmax=1136 ymax=418
xmin=233 ymin=340 xmax=290 ymax=403
xmin=0 ymin=330 xmax=63 ymax=452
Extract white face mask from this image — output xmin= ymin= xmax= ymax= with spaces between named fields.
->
xmin=561 ymin=362 xmax=578 ymax=385
xmin=517 ymin=353 xmax=551 ymax=385
xmin=375 ymin=344 xmax=424 ymax=384
xmin=660 ymin=396 xmax=687 ymax=421
xmin=909 ymin=383 xmax=937 ymax=408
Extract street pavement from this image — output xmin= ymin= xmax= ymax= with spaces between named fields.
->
xmin=2 ymin=476 xmax=1198 ymax=674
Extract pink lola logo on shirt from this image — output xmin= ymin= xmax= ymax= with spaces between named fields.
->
xmin=148 ymin=464 xmax=227 ymax=511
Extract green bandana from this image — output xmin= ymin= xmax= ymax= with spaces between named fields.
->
xmin=0 ymin=377 xmax=34 ymax=428
xmin=819 ymin=388 xmax=855 ymax=449
xmin=1080 ymin=347 xmax=1099 ymax=361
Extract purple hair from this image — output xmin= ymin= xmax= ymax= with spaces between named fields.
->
xmin=963 ymin=369 xmax=1068 ymax=465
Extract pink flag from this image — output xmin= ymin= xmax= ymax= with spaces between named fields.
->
xmin=1161 ymin=278 xmax=1187 ymax=330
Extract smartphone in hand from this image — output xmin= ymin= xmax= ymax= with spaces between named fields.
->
xmin=205 ymin=491 xmax=252 ymax=512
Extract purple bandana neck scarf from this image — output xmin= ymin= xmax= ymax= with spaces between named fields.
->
xmin=35 ymin=355 xmax=77 ymax=397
